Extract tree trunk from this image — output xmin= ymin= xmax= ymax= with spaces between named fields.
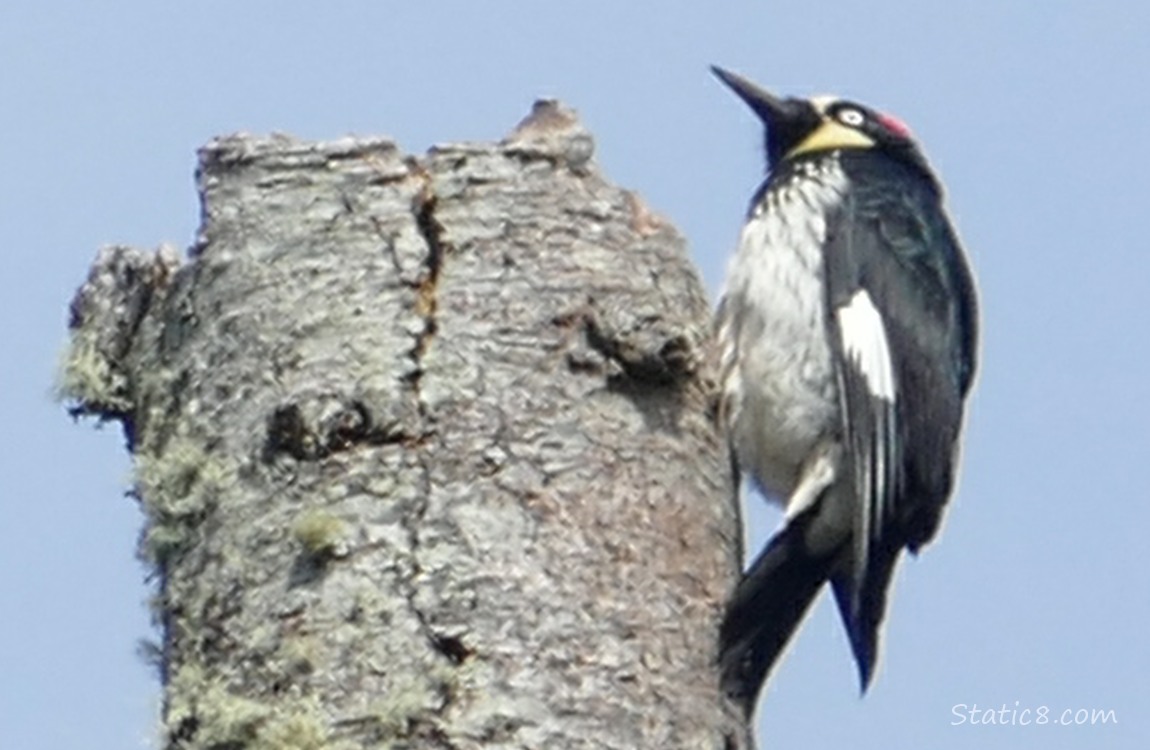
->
xmin=61 ymin=101 xmax=750 ymax=750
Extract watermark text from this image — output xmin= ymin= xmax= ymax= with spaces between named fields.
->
xmin=951 ymin=702 xmax=1117 ymax=727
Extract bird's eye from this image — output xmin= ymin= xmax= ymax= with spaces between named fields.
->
xmin=836 ymin=108 xmax=866 ymax=128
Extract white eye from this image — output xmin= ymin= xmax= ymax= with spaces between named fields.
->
xmin=837 ymin=108 xmax=866 ymax=127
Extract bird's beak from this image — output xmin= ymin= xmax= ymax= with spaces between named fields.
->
xmin=711 ymin=66 xmax=843 ymax=163
xmin=710 ymin=66 xmax=804 ymax=128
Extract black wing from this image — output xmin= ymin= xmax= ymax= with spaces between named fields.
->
xmin=823 ymin=152 xmax=978 ymax=686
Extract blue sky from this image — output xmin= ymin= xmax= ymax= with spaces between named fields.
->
xmin=3 ymin=2 xmax=1148 ymax=748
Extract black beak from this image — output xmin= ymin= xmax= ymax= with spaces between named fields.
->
xmin=711 ymin=66 xmax=818 ymax=166
xmin=711 ymin=66 xmax=797 ymax=126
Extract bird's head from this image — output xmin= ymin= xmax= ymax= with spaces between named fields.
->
xmin=711 ymin=66 xmax=920 ymax=171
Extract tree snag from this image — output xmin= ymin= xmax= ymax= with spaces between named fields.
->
xmin=61 ymin=101 xmax=750 ymax=750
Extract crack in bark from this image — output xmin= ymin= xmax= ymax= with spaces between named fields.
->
xmin=412 ymin=174 xmax=445 ymax=366
xmin=388 ymin=171 xmax=468 ymax=744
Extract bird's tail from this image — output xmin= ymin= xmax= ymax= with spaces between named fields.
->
xmin=720 ymin=495 xmax=906 ymax=711
xmin=719 ymin=515 xmax=838 ymax=714
xmin=830 ymin=533 xmax=903 ymax=691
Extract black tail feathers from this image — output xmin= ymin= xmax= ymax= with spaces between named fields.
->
xmin=720 ymin=515 xmax=905 ymax=713
xmin=719 ymin=520 xmax=836 ymax=715
xmin=830 ymin=535 xmax=903 ymax=692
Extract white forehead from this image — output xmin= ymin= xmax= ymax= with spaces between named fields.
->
xmin=809 ymin=95 xmax=844 ymax=115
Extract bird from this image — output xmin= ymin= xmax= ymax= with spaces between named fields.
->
xmin=711 ymin=66 xmax=978 ymax=713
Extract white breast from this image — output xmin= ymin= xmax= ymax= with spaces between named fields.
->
xmin=717 ymin=160 xmax=849 ymax=504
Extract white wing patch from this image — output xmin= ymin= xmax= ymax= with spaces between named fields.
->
xmin=835 ymin=290 xmax=896 ymax=401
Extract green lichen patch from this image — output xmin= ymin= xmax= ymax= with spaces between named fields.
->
xmin=165 ymin=662 xmax=351 ymax=750
xmin=166 ymin=662 xmax=270 ymax=748
xmin=54 ymin=334 xmax=131 ymax=414
xmin=292 ymin=511 xmax=347 ymax=556
xmin=134 ymin=435 xmax=229 ymax=566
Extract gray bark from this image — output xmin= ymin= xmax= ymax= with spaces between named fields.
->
xmin=61 ymin=101 xmax=750 ymax=750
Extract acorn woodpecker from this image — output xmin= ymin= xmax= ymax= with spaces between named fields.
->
xmin=711 ymin=67 xmax=978 ymax=711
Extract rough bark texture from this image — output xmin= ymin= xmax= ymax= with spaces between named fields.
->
xmin=62 ymin=101 xmax=749 ymax=750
